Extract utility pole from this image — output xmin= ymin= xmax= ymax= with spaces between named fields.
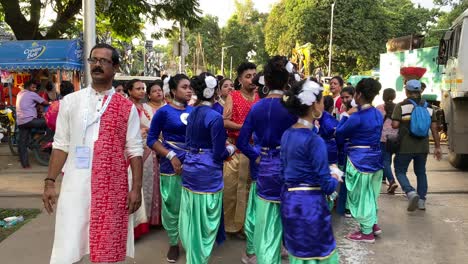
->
xmin=230 ymin=56 xmax=233 ymax=79
xmin=221 ymin=48 xmax=225 ymax=76
xmin=221 ymin=45 xmax=233 ymax=76
xmin=328 ymin=2 xmax=335 ymax=77
xmin=83 ymin=0 xmax=96 ymax=87
xmin=179 ymin=22 xmax=186 ymax=74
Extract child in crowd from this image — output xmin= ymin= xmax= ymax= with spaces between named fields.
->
xmin=376 ymin=88 xmax=399 ymax=194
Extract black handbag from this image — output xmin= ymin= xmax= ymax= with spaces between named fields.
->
xmin=385 ymin=133 xmax=400 ymax=153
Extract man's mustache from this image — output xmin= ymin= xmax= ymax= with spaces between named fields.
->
xmin=92 ymin=67 xmax=104 ymax=73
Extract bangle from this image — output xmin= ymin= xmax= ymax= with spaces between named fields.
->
xmin=44 ymin=178 xmax=56 ymax=183
xmin=166 ymin=150 xmax=177 ymax=161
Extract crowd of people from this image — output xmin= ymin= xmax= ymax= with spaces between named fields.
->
xmin=40 ymin=43 xmax=442 ymax=264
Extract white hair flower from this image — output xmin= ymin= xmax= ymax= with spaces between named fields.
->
xmin=203 ymin=75 xmax=217 ymax=98
xmin=163 ymin=75 xmax=171 ymax=94
xmin=259 ymin=75 xmax=265 ymax=86
xmin=204 ymin=75 xmax=217 ymax=89
xmin=294 ymin=73 xmax=301 ymax=82
xmin=286 ymin=61 xmax=294 ymax=73
xmin=297 ymin=78 xmax=323 ymax=106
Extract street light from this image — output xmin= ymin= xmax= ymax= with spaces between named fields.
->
xmin=221 ymin=45 xmax=233 ymax=76
xmin=328 ymin=1 xmax=335 ymax=77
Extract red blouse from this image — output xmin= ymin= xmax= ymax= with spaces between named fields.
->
xmin=227 ymin=90 xmax=259 ymax=139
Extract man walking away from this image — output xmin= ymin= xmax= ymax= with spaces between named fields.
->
xmin=392 ymin=80 xmax=442 ymax=212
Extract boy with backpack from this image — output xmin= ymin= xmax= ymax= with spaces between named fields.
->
xmin=391 ymin=79 xmax=442 ymax=211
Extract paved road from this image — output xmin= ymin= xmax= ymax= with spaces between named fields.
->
xmin=0 ymin=143 xmax=467 ymax=264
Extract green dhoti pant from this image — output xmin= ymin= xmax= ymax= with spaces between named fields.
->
xmin=288 ymin=250 xmax=339 ymax=264
xmin=254 ymin=196 xmax=282 ymax=264
xmin=345 ymin=160 xmax=383 ymax=235
xmin=160 ymin=173 xmax=182 ymax=245
xmin=244 ymin=182 xmax=257 ymax=255
xmin=179 ymin=188 xmax=223 ymax=264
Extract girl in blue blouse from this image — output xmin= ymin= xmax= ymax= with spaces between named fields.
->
xmin=237 ymin=56 xmax=297 ymax=264
xmin=147 ymin=74 xmax=193 ymax=262
xmin=280 ymin=78 xmax=341 ymax=264
xmin=213 ymin=78 xmax=234 ymax=114
xmin=319 ymin=95 xmax=339 ymax=165
xmin=336 ymin=78 xmax=383 ymax=243
xmin=179 ymin=73 xmax=236 ymax=264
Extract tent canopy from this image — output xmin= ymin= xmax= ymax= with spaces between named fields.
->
xmin=0 ymin=39 xmax=83 ymax=71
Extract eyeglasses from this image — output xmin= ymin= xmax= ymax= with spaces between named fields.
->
xmin=87 ymin=57 xmax=113 ymax=65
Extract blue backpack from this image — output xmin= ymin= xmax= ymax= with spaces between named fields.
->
xmin=408 ymin=99 xmax=431 ymax=138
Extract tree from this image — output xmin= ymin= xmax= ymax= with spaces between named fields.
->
xmin=265 ymin=0 xmax=437 ymax=76
xmin=0 ymin=0 xmax=200 ymax=40
xmin=222 ymin=0 xmax=269 ymax=76
xmin=222 ymin=15 xmax=254 ymax=75
xmin=425 ymin=0 xmax=468 ymax=46
xmin=185 ymin=15 xmax=222 ymax=74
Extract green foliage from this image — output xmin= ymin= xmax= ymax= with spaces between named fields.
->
xmin=264 ymin=0 xmax=437 ymax=76
xmin=105 ymin=0 xmax=152 ymax=40
xmin=222 ymin=15 xmax=254 ymax=74
xmin=185 ymin=15 xmax=222 ymax=74
xmin=155 ymin=0 xmax=202 ymax=28
xmin=426 ymin=0 xmax=468 ymax=46
xmin=0 ymin=0 xmax=201 ymax=40
xmin=222 ymin=0 xmax=269 ymax=76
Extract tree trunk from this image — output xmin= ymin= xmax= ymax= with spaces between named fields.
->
xmin=0 ymin=0 xmax=41 ymax=39
xmin=0 ymin=0 xmax=82 ymax=40
xmin=45 ymin=0 xmax=82 ymax=39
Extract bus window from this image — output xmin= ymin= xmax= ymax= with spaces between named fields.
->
xmin=438 ymin=39 xmax=448 ymax=65
xmin=452 ymin=25 xmax=462 ymax=58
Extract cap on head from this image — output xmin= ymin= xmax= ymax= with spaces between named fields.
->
xmin=405 ymin=79 xmax=421 ymax=91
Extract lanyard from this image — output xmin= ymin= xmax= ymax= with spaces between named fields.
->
xmin=82 ymin=87 xmax=114 ymax=144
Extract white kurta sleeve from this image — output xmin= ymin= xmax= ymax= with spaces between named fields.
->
xmin=126 ymin=105 xmax=143 ymax=158
xmin=52 ymin=97 xmax=70 ymax=153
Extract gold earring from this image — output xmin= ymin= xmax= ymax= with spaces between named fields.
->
xmin=312 ymin=110 xmax=323 ymax=120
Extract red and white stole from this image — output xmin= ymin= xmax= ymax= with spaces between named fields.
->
xmin=89 ymin=93 xmax=133 ymax=263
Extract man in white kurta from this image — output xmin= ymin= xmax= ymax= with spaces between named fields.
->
xmin=43 ymin=44 xmax=144 ymax=264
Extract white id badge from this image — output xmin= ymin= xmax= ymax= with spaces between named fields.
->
xmin=75 ymin=146 xmax=91 ymax=169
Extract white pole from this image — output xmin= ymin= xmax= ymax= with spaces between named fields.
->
xmin=180 ymin=22 xmax=186 ymax=74
xmin=230 ymin=56 xmax=233 ymax=79
xmin=143 ymin=43 xmax=146 ymax=76
xmin=83 ymin=0 xmax=96 ymax=87
xmin=328 ymin=2 xmax=335 ymax=77
xmin=221 ymin=45 xmax=233 ymax=76
xmin=221 ymin=47 xmax=225 ymax=76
